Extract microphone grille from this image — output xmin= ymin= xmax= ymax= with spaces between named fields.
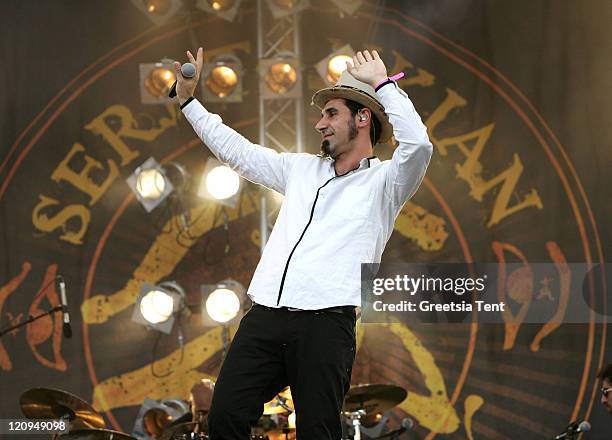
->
xmin=181 ymin=63 xmax=196 ymax=78
xmin=401 ymin=418 xmax=414 ymax=429
xmin=578 ymin=421 xmax=591 ymax=432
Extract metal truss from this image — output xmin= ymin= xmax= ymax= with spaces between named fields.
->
xmin=256 ymin=0 xmax=306 ymax=252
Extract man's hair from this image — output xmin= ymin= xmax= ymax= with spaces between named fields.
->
xmin=343 ymin=99 xmax=382 ymax=145
xmin=597 ymin=363 xmax=612 ymax=382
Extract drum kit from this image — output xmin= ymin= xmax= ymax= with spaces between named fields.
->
xmin=341 ymin=384 xmax=408 ymax=440
xmin=17 ymin=383 xmax=409 ymax=440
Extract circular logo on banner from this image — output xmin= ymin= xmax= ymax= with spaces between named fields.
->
xmin=0 ymin=5 xmax=604 ymax=439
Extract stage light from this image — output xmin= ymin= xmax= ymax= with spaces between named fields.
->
xmin=127 ymin=158 xmax=190 ymax=213
xmin=327 ymin=54 xmax=353 ymax=83
xmin=330 ymin=0 xmax=363 ymax=16
xmin=136 ymin=168 xmax=166 ymax=201
xmin=201 ymin=55 xmax=243 ymax=102
xmin=201 ymin=280 xmax=247 ymax=326
xmin=145 ymin=66 xmax=176 ymax=97
xmin=265 ymin=0 xmax=309 ymax=18
xmin=206 ymin=166 xmax=240 ymax=200
xmin=140 ymin=289 xmax=174 ymax=324
xmin=208 ymin=66 xmax=237 ymax=96
xmin=259 ymin=57 xmax=302 ymax=99
xmin=315 ymin=45 xmax=355 ymax=86
xmin=132 ymin=398 xmax=190 ymax=440
xmin=127 ymin=158 xmax=174 ymax=212
xmin=206 ymin=288 xmax=240 ymax=323
xmin=144 ymin=0 xmax=171 ymax=14
xmin=131 ymin=0 xmax=182 ymax=25
xmin=132 ymin=282 xmax=185 ymax=334
xmin=196 ymin=0 xmax=241 ymax=22
xmin=139 ymin=59 xmax=177 ymax=104
xmin=211 ymin=0 xmax=234 ymax=10
xmin=266 ymin=62 xmax=297 ymax=94
xmin=197 ymin=157 xmax=242 ymax=208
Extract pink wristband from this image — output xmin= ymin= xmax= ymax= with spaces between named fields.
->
xmin=374 ymin=72 xmax=405 ymax=89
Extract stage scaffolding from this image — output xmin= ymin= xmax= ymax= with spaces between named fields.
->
xmin=256 ymin=0 xmax=306 ymax=253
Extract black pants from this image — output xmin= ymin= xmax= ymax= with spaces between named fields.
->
xmin=208 ymin=304 xmax=356 ymax=439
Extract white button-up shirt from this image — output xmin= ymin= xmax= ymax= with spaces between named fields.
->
xmin=183 ymin=82 xmax=433 ymax=309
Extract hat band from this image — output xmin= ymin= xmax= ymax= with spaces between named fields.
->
xmin=331 ymin=85 xmax=384 ymax=110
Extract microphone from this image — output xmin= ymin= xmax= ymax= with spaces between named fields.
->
xmin=401 ymin=418 xmax=414 ymax=430
xmin=169 ymin=62 xmax=197 ymax=98
xmin=554 ymin=421 xmax=591 ymax=439
xmin=58 ymin=276 xmax=72 ymax=339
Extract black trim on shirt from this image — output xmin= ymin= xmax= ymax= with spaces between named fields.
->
xmin=335 ymin=160 xmax=365 ymax=177
xmin=276 ymin=157 xmax=378 ymax=305
xmin=276 ymin=176 xmax=336 ymax=306
xmin=374 ymin=79 xmax=394 ymax=92
xmin=180 ymin=96 xmax=195 ymax=110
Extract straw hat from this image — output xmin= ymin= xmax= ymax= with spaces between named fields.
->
xmin=311 ymin=71 xmax=393 ymax=144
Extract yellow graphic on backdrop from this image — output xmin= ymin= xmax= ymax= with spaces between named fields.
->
xmin=395 ymin=201 xmax=448 ymax=251
xmin=385 ymin=323 xmax=460 ymax=434
xmin=32 ymin=104 xmax=178 ymax=244
xmin=426 ymin=88 xmax=543 ymax=227
xmin=464 ymin=394 xmax=484 ymax=440
xmin=93 ymin=325 xmax=234 ymax=411
xmin=82 ymin=192 xmax=259 ymax=323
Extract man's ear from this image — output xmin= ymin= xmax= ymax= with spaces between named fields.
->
xmin=357 ymin=109 xmax=371 ymax=126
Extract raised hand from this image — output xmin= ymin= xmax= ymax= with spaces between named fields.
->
xmin=174 ymin=47 xmax=204 ymax=104
xmin=345 ymin=50 xmax=388 ymax=88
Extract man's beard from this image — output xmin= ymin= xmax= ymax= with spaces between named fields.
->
xmin=319 ymin=119 xmax=358 ymax=159
xmin=321 ymin=139 xmax=333 ymax=158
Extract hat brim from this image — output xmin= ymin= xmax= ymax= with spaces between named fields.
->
xmin=311 ymin=86 xmax=393 ymax=144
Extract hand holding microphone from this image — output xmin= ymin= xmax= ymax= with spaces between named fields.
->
xmin=168 ymin=62 xmax=196 ymax=98
xmin=170 ymin=47 xmax=203 ymax=105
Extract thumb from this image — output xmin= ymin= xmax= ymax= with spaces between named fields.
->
xmin=173 ymin=61 xmax=181 ymax=77
xmin=345 ymin=60 xmax=355 ymax=76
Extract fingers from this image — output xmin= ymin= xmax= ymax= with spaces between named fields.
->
xmin=345 ymin=60 xmax=355 ymax=76
xmin=173 ymin=61 xmax=181 ymax=75
xmin=353 ymin=50 xmax=377 ymax=65
xmin=196 ymin=47 xmax=204 ymax=71
xmin=186 ymin=50 xmax=196 ymax=65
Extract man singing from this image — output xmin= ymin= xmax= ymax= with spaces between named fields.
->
xmin=174 ymin=47 xmax=432 ymax=439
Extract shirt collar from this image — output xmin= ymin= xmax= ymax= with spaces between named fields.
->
xmin=328 ymin=155 xmax=380 ymax=176
xmin=362 ymin=156 xmax=380 ymax=169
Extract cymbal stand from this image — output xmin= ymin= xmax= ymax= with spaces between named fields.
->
xmin=49 ymin=413 xmax=72 ymax=440
xmin=347 ymin=409 xmax=366 ymax=440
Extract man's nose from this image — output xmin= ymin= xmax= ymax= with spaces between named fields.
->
xmin=315 ymin=118 xmax=326 ymax=131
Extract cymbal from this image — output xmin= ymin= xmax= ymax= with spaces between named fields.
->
xmin=20 ymin=387 xmax=105 ymax=430
xmin=59 ymin=428 xmax=136 ymax=439
xmin=343 ymin=384 xmax=407 ymax=414
xmin=263 ymin=387 xmax=294 ymax=415
xmin=160 ymin=421 xmax=200 ymax=440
